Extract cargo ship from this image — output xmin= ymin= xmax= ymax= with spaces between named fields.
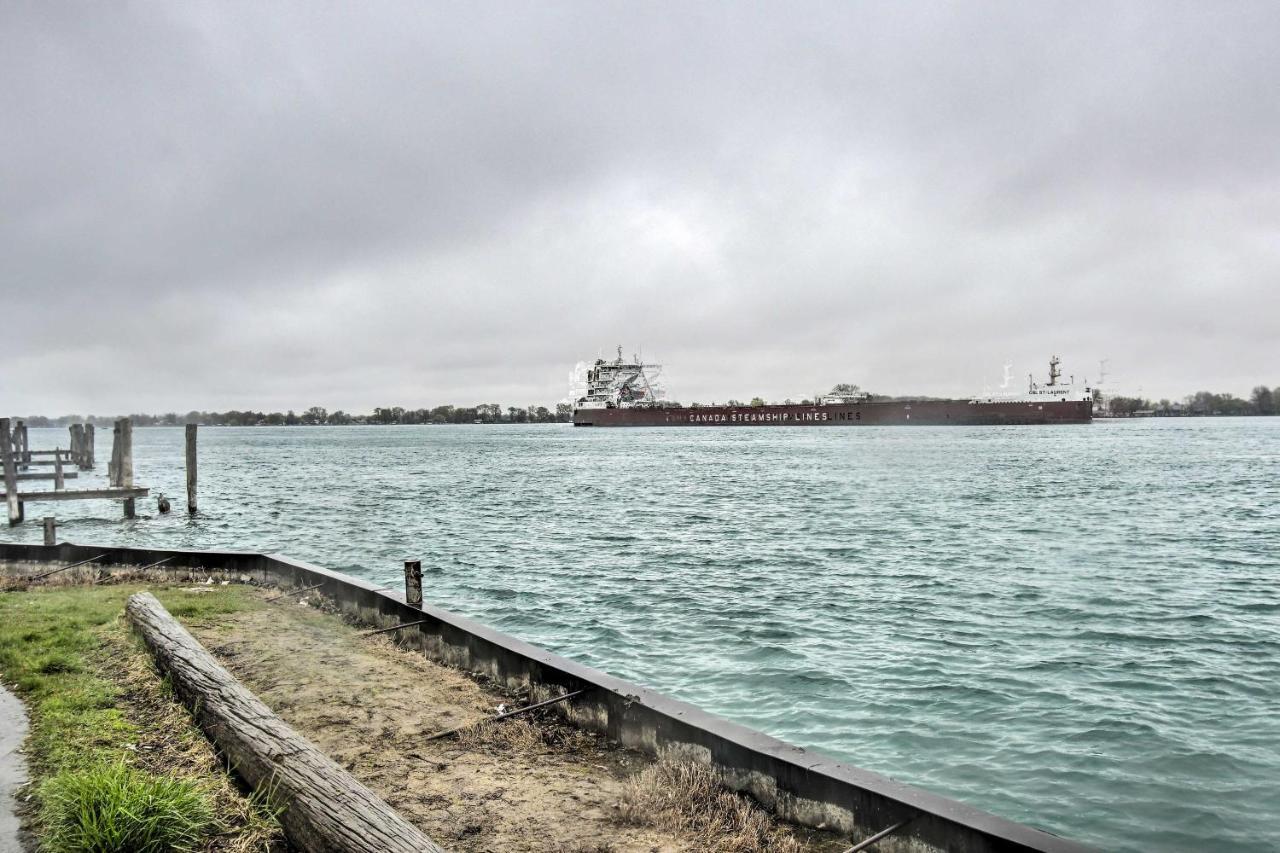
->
xmin=572 ymin=349 xmax=1093 ymax=426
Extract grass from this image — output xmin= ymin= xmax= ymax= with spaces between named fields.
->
xmin=0 ymin=580 xmax=281 ymax=851
xmin=620 ymin=753 xmax=804 ymax=853
xmin=39 ymin=763 xmax=213 ymax=853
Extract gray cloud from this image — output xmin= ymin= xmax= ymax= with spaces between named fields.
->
xmin=3 ymin=1 xmax=1277 ymax=413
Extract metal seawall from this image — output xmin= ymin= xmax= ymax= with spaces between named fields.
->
xmin=0 ymin=542 xmax=1096 ymax=853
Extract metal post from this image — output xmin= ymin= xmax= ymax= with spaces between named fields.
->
xmin=404 ymin=559 xmax=423 ymax=606
xmin=43 ymin=516 xmax=56 ymax=546
xmin=185 ymin=424 xmax=197 ymax=514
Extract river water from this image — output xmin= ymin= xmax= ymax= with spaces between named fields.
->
xmin=4 ymin=419 xmax=1278 ymax=851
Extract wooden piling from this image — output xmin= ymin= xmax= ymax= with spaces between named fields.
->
xmin=84 ymin=423 xmax=95 ymax=468
xmin=69 ymin=424 xmax=83 ymax=467
xmin=42 ymin=517 xmax=56 ymax=546
xmin=404 ymin=559 xmax=423 ymax=606
xmin=109 ymin=421 xmax=122 ymax=486
xmin=16 ymin=421 xmax=29 ymax=471
xmin=119 ymin=419 xmax=134 ymax=518
xmin=54 ymin=450 xmax=65 ymax=490
xmin=185 ymin=424 xmax=197 ymax=515
xmin=2 ymin=419 xmax=20 ymax=526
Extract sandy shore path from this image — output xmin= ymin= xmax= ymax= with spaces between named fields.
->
xmin=187 ymin=595 xmax=693 ymax=853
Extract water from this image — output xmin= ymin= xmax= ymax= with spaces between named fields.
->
xmin=5 ymin=419 xmax=1279 ymax=851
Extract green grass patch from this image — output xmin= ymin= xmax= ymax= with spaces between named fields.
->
xmin=0 ymin=581 xmax=271 ymax=849
xmin=39 ymin=762 xmax=214 ymax=853
xmin=0 ymin=583 xmax=260 ymax=775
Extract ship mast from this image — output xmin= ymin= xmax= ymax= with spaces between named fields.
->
xmin=1048 ymin=355 xmax=1061 ymax=387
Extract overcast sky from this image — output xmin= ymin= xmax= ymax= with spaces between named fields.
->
xmin=2 ymin=1 xmax=1277 ymax=414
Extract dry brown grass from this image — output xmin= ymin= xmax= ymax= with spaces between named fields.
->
xmin=452 ymin=715 xmax=602 ymax=755
xmin=620 ymin=755 xmax=804 ymax=853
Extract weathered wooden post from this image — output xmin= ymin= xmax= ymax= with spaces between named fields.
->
xmin=16 ymin=421 xmax=29 ymax=471
xmin=108 ymin=421 xmax=120 ymax=486
xmin=43 ymin=517 xmax=56 ymax=546
xmin=185 ymin=424 xmax=197 ymax=515
xmin=84 ymin=423 xmax=95 ymax=468
xmin=404 ymin=559 xmax=423 ymax=606
xmin=120 ymin=418 xmax=135 ymax=519
xmin=69 ymin=424 xmax=83 ymax=468
xmin=54 ymin=449 xmax=65 ymax=490
xmin=2 ymin=419 xmax=20 ymax=526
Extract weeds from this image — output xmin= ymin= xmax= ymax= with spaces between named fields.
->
xmin=620 ymin=754 xmax=803 ymax=853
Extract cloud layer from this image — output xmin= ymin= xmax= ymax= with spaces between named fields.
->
xmin=3 ymin=1 xmax=1277 ymax=412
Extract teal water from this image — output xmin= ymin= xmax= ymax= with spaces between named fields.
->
xmin=6 ymin=419 xmax=1279 ymax=851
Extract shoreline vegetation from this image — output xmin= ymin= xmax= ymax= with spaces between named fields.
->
xmin=0 ymin=581 xmax=282 ymax=852
xmin=12 ymin=384 xmax=1279 ymax=427
xmin=1 ymin=569 xmax=837 ymax=853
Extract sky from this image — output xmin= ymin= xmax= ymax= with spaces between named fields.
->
xmin=2 ymin=1 xmax=1277 ymax=414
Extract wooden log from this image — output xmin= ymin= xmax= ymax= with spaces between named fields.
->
xmin=16 ymin=472 xmax=79 ymax=481
xmin=84 ymin=423 xmax=95 ymax=468
xmin=2 ymin=419 xmax=20 ymax=526
xmin=54 ymin=450 xmax=65 ymax=490
xmin=185 ymin=424 xmax=197 ymax=514
xmin=404 ymin=559 xmax=423 ymax=606
xmin=125 ymin=592 xmax=443 ymax=853
xmin=42 ymin=516 xmax=56 ymax=546
xmin=26 ymin=450 xmax=75 ymax=457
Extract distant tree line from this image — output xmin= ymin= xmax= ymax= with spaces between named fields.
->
xmin=1106 ymin=386 xmax=1277 ymax=417
xmin=16 ymin=403 xmax=575 ymax=428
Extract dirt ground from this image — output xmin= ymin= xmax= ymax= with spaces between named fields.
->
xmin=187 ymin=593 xmax=813 ymax=853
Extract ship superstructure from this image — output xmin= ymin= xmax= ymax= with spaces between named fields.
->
xmin=572 ymin=348 xmax=1091 ymax=426
xmin=969 ymin=356 xmax=1094 ymax=405
xmin=576 ymin=347 xmax=665 ymax=410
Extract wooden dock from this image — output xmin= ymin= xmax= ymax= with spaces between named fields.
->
xmin=2 ymin=417 xmax=149 ymax=526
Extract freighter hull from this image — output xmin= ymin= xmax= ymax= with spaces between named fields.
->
xmin=573 ymin=399 xmax=1092 ymax=426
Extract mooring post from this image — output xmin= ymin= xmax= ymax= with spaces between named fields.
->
xmin=84 ymin=422 xmax=95 ymax=468
xmin=16 ymin=421 xmax=29 ymax=471
xmin=404 ymin=559 xmax=423 ymax=606
xmin=120 ymin=418 xmax=135 ymax=519
xmin=69 ymin=424 xmax=82 ymax=468
xmin=54 ymin=449 xmax=65 ymax=490
xmin=185 ymin=423 xmax=197 ymax=515
xmin=2 ymin=419 xmax=20 ymax=526
xmin=109 ymin=420 xmax=122 ymax=486
xmin=43 ymin=516 xmax=56 ymax=546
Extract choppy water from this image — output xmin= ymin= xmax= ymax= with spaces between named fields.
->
xmin=5 ymin=419 xmax=1279 ymax=851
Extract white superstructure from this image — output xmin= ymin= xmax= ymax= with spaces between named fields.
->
xmin=575 ymin=347 xmax=666 ymax=410
xmin=971 ymin=356 xmax=1094 ymax=404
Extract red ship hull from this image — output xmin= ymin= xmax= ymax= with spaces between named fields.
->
xmin=573 ymin=399 xmax=1092 ymax=426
